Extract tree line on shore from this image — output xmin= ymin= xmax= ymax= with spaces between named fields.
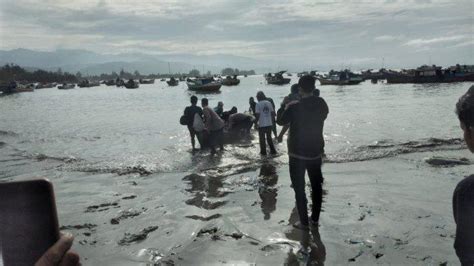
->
xmin=0 ymin=64 xmax=256 ymax=83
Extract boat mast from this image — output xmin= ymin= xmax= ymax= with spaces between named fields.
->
xmin=168 ymin=62 xmax=171 ymax=76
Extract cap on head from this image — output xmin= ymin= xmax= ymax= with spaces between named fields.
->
xmin=298 ymin=75 xmax=316 ymax=93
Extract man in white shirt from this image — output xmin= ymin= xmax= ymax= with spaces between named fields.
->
xmin=255 ymin=91 xmax=277 ymax=155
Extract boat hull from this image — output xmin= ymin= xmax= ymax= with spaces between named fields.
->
xmin=186 ymin=82 xmax=222 ymax=92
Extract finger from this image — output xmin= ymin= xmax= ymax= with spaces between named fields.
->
xmin=35 ymin=232 xmax=74 ymax=266
xmin=59 ymin=251 xmax=80 ymax=266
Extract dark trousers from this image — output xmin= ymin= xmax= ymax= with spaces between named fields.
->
xmin=289 ymin=156 xmax=324 ymax=226
xmin=188 ymin=126 xmax=201 ymax=149
xmin=210 ymin=128 xmax=224 ymax=153
xmin=258 ymin=126 xmax=276 ymax=155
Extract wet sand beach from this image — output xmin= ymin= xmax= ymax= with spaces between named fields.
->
xmin=1 ymin=78 xmax=473 ymax=264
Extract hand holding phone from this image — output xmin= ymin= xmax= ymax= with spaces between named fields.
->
xmin=0 ymin=179 xmax=79 ymax=266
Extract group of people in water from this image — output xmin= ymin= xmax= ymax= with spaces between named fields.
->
xmin=37 ymin=77 xmax=473 ymax=265
xmin=180 ymin=76 xmax=473 ymax=265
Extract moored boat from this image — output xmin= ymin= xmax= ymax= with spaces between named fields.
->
xmin=186 ymin=78 xmax=221 ymax=92
xmin=105 ymin=79 xmax=116 ymax=86
xmin=265 ymin=71 xmax=291 ymax=85
xmin=166 ymin=77 xmax=179 ymax=86
xmin=0 ymin=81 xmax=34 ymax=94
xmin=36 ymin=82 xmax=55 ymax=89
xmin=58 ymin=83 xmax=75 ymax=90
xmin=386 ymin=64 xmax=474 ymax=84
xmin=221 ymin=75 xmax=240 ymax=86
xmin=124 ymin=79 xmax=139 ymax=89
xmin=139 ymin=78 xmax=155 ymax=84
xmin=78 ymin=80 xmax=100 ymax=88
xmin=317 ymin=70 xmax=363 ymax=85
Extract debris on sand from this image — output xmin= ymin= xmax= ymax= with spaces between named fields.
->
xmin=60 ymin=223 xmax=97 ymax=230
xmin=424 ymin=156 xmax=470 ymax=167
xmin=110 ymin=208 xmax=147 ymax=224
xmin=348 ymin=250 xmax=364 ymax=262
xmin=185 ymin=214 xmax=222 ymax=221
xmin=85 ymin=202 xmax=119 ymax=213
xmin=118 ymin=226 xmax=159 ymax=245
xmin=374 ymin=253 xmax=384 ymax=259
xmin=197 ymin=226 xmax=219 ymax=237
xmin=122 ymin=195 xmax=137 ymax=200
xmin=113 ymin=165 xmax=153 ymax=176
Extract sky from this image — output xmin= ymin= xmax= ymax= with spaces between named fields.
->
xmin=0 ymin=0 xmax=472 ymax=69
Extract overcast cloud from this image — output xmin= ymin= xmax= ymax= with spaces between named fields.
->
xmin=0 ymin=0 xmax=472 ymax=69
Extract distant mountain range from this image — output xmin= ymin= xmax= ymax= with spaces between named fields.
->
xmin=0 ymin=48 xmax=276 ymax=75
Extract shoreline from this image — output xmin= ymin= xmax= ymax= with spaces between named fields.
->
xmin=49 ymin=148 xmax=471 ymax=265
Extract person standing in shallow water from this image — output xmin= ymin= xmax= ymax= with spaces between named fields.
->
xmin=183 ymin=95 xmax=203 ymax=151
xmin=453 ymin=85 xmax=474 ymax=265
xmin=255 ymin=91 xmax=277 ymax=156
xmin=201 ymin=98 xmax=225 ymax=155
xmin=277 ymin=75 xmax=329 ymax=230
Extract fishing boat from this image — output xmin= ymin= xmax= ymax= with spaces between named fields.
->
xmin=386 ymin=64 xmax=474 ymax=84
xmin=105 ymin=79 xmax=116 ymax=86
xmin=58 ymin=83 xmax=75 ymax=90
xmin=221 ymin=75 xmax=240 ymax=86
xmin=317 ymin=70 xmax=363 ymax=85
xmin=0 ymin=82 xmax=34 ymax=94
xmin=124 ymin=79 xmax=139 ymax=89
xmin=167 ymin=77 xmax=179 ymax=86
xmin=265 ymin=71 xmax=291 ymax=85
xmin=36 ymin=82 xmax=55 ymax=89
xmin=186 ymin=78 xmax=221 ymax=92
xmin=78 ymin=80 xmax=100 ymax=88
xmin=139 ymin=78 xmax=155 ymax=84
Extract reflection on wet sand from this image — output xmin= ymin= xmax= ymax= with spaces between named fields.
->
xmin=258 ymin=163 xmax=278 ymax=220
xmin=182 ymin=173 xmax=230 ymax=212
xmin=285 ymin=207 xmax=326 ymax=265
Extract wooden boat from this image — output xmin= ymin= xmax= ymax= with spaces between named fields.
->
xmin=36 ymin=82 xmax=55 ymax=89
xmin=265 ymin=71 xmax=291 ymax=85
xmin=0 ymin=82 xmax=34 ymax=93
xmin=78 ymin=80 xmax=100 ymax=88
xmin=58 ymin=83 xmax=75 ymax=90
xmin=386 ymin=65 xmax=474 ymax=84
xmin=167 ymin=78 xmax=179 ymax=86
xmin=221 ymin=75 xmax=240 ymax=86
xmin=124 ymin=79 xmax=139 ymax=89
xmin=139 ymin=78 xmax=155 ymax=84
xmin=105 ymin=79 xmax=116 ymax=86
xmin=317 ymin=70 xmax=363 ymax=85
xmin=186 ymin=78 xmax=221 ymax=92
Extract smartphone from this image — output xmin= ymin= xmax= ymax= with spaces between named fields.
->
xmin=0 ymin=179 xmax=60 ymax=266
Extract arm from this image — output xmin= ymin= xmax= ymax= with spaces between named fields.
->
xmin=277 ymin=104 xmax=292 ymax=125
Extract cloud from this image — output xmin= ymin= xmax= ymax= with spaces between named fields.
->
xmin=374 ymin=35 xmax=402 ymax=42
xmin=0 ymin=0 xmax=472 ymax=69
xmin=403 ymin=35 xmax=470 ymax=47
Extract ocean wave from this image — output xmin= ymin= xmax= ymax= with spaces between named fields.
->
xmin=25 ymin=153 xmax=82 ymax=163
xmin=326 ymin=137 xmax=466 ymax=163
xmin=0 ymin=130 xmax=18 ymax=137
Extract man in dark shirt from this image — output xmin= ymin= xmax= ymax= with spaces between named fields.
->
xmin=183 ymin=96 xmax=203 ymax=151
xmin=278 ymin=84 xmax=301 ymax=142
xmin=453 ymin=85 xmax=474 ymax=265
xmin=277 ymin=75 xmax=329 ymax=230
